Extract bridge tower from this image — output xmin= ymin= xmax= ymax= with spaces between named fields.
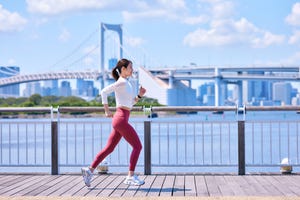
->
xmin=214 ymin=68 xmax=221 ymax=106
xmin=100 ymin=22 xmax=123 ymax=89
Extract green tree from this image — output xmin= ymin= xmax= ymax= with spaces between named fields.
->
xmin=29 ymin=94 xmax=42 ymax=106
xmin=40 ymin=95 xmax=60 ymax=106
xmin=57 ymin=96 xmax=89 ymax=106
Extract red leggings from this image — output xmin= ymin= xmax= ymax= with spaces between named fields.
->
xmin=91 ymin=108 xmax=142 ymax=171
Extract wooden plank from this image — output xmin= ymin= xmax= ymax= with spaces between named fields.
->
xmin=134 ymin=175 xmax=156 ymax=197
xmin=79 ymin=174 xmax=114 ymax=197
xmin=223 ymin=175 xmax=247 ymax=196
xmin=240 ymin=175 xmax=268 ymax=196
xmin=172 ymin=175 xmax=185 ymax=196
xmin=60 ymin=175 xmax=89 ymax=196
xmin=0 ymin=175 xmax=24 ymax=187
xmin=160 ymin=175 xmax=175 ymax=196
xmin=75 ymin=174 xmax=115 ymax=196
xmin=214 ymin=175 xmax=234 ymax=196
xmin=204 ymin=175 xmax=221 ymax=196
xmin=0 ymin=175 xmax=28 ymax=189
xmin=47 ymin=175 xmax=79 ymax=196
xmin=184 ymin=175 xmax=196 ymax=196
xmin=97 ymin=175 xmax=123 ymax=197
xmin=109 ymin=175 xmax=130 ymax=197
xmin=194 ymin=175 xmax=209 ymax=196
xmin=147 ymin=175 xmax=164 ymax=196
xmin=122 ymin=175 xmax=146 ymax=197
xmin=266 ymin=175 xmax=297 ymax=196
xmin=253 ymin=175 xmax=283 ymax=196
xmin=0 ymin=175 xmax=41 ymax=195
xmin=2 ymin=176 xmax=44 ymax=196
xmin=15 ymin=175 xmax=57 ymax=196
xmin=284 ymin=174 xmax=300 ymax=192
xmin=36 ymin=175 xmax=68 ymax=196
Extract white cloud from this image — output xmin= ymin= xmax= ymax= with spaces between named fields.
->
xmin=286 ymin=2 xmax=300 ymax=26
xmin=122 ymin=0 xmax=190 ymax=23
xmin=280 ymin=51 xmax=300 ymax=65
xmin=26 ymin=0 xmax=147 ymax=15
xmin=183 ymin=28 xmax=228 ymax=47
xmin=251 ymin=31 xmax=285 ymax=48
xmin=58 ymin=28 xmax=71 ymax=42
xmin=0 ymin=4 xmax=27 ymax=32
xmin=157 ymin=0 xmax=186 ymax=10
xmin=181 ymin=15 xmax=209 ymax=25
xmin=289 ymin=30 xmax=300 ymax=44
xmin=8 ymin=58 xmax=16 ymax=65
xmin=26 ymin=0 xmax=110 ymax=15
xmin=183 ymin=1 xmax=285 ymax=48
xmin=210 ymin=0 xmax=235 ymax=19
xmin=125 ymin=36 xmax=145 ymax=47
xmin=123 ymin=9 xmax=171 ymax=22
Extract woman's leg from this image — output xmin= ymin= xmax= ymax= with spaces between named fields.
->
xmin=115 ymin=122 xmax=142 ymax=172
xmin=90 ymin=128 xmax=122 ymax=171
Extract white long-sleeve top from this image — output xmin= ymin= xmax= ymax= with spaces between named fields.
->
xmin=100 ymin=77 xmax=137 ymax=109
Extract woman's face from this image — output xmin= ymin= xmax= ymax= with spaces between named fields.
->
xmin=123 ymin=62 xmax=133 ymax=77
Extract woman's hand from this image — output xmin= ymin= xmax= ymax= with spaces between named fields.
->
xmin=138 ymin=86 xmax=146 ymax=97
xmin=103 ymin=104 xmax=113 ymax=118
xmin=105 ymin=111 xmax=113 ymax=118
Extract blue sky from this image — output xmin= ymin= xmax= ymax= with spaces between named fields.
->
xmin=1 ymin=0 xmax=300 ymax=78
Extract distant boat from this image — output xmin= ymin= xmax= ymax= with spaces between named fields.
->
xmin=237 ymin=110 xmax=244 ymax=114
xmin=212 ymin=111 xmax=224 ymax=114
xmin=176 ymin=111 xmax=197 ymax=115
xmin=148 ymin=113 xmax=158 ymax=118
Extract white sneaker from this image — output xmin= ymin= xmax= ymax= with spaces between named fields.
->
xmin=81 ymin=167 xmax=93 ymax=187
xmin=123 ymin=174 xmax=145 ymax=186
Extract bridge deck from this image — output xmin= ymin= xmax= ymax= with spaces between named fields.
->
xmin=0 ymin=173 xmax=300 ymax=199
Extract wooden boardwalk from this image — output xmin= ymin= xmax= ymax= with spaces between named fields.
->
xmin=0 ymin=173 xmax=300 ymax=198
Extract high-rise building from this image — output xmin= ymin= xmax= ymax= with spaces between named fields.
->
xmin=198 ymin=82 xmax=215 ymax=106
xmin=247 ymin=71 xmax=272 ymax=103
xmin=273 ymin=82 xmax=292 ymax=105
xmin=76 ymin=79 xmax=85 ymax=95
xmin=76 ymin=79 xmax=99 ymax=97
xmin=0 ymin=66 xmax=20 ymax=96
xmin=43 ymin=80 xmax=59 ymax=96
xmin=60 ymin=81 xmax=72 ymax=96
xmin=23 ymin=82 xmax=42 ymax=97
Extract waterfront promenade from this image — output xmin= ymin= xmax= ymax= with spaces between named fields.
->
xmin=0 ymin=173 xmax=300 ymax=199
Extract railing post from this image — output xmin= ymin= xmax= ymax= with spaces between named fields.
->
xmin=144 ymin=120 xmax=151 ymax=175
xmin=238 ymin=120 xmax=245 ymax=175
xmin=51 ymin=121 xmax=59 ymax=175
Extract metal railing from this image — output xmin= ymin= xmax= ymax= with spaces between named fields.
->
xmin=0 ymin=106 xmax=299 ymax=175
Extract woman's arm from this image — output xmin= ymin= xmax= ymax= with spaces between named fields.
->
xmin=133 ymin=86 xmax=146 ymax=104
xmin=101 ymin=81 xmax=124 ymax=117
xmin=103 ymin=104 xmax=113 ymax=117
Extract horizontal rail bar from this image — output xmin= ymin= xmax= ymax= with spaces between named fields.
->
xmin=0 ymin=106 xmax=299 ymax=113
xmin=245 ymin=105 xmax=300 ymax=111
xmin=55 ymin=105 xmax=300 ymax=113
xmin=151 ymin=106 xmax=237 ymax=112
xmin=0 ymin=107 xmax=52 ymax=113
xmin=58 ymin=106 xmax=144 ymax=113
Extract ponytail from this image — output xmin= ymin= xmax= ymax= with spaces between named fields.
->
xmin=112 ymin=58 xmax=132 ymax=81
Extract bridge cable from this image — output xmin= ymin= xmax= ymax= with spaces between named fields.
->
xmin=49 ymin=27 xmax=99 ymax=70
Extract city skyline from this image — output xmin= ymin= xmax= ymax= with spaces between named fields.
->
xmin=0 ymin=64 xmax=299 ymax=106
